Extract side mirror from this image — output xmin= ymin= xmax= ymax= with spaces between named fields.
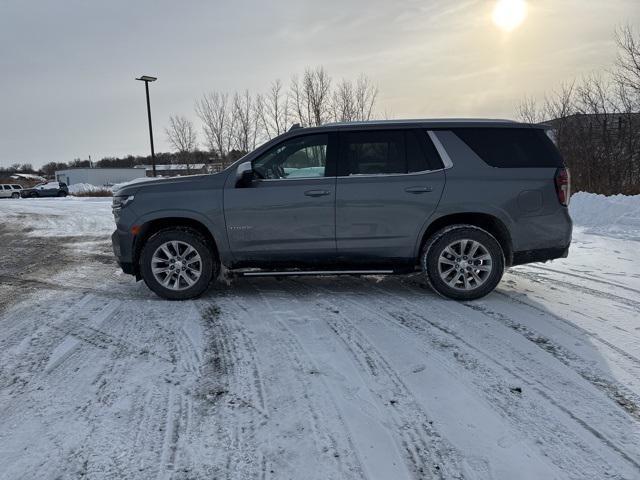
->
xmin=236 ymin=161 xmax=254 ymax=188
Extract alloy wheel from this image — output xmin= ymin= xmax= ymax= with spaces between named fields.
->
xmin=151 ymin=240 xmax=203 ymax=291
xmin=437 ymin=239 xmax=493 ymax=290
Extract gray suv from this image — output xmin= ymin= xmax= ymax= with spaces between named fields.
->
xmin=111 ymin=119 xmax=572 ymax=301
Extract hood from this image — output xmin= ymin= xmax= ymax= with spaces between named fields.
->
xmin=113 ymin=172 xmax=227 ymax=197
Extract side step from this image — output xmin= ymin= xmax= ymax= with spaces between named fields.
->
xmin=236 ymin=269 xmax=395 ymax=278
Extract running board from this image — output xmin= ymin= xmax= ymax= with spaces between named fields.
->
xmin=237 ymin=269 xmax=395 ymax=277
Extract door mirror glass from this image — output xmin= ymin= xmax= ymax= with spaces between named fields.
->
xmin=236 ymin=161 xmax=254 ymax=188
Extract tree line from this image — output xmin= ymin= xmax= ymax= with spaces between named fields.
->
xmin=518 ymin=25 xmax=640 ymax=195
xmin=166 ymin=66 xmax=379 ymax=169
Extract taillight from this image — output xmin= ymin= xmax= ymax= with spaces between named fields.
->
xmin=554 ymin=167 xmax=570 ymax=206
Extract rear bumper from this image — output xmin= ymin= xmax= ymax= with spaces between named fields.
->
xmin=511 ymin=207 xmax=573 ymax=254
xmin=512 ymin=244 xmax=570 ymax=266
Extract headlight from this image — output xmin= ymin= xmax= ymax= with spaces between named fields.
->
xmin=112 ymin=195 xmax=134 ymax=209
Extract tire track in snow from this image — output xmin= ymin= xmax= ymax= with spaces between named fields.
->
xmin=525 ymin=264 xmax=640 ymax=296
xmin=0 ymin=293 xmax=115 ymax=403
xmin=50 ymin=298 xmax=182 ymax=480
xmin=233 ymin=282 xmax=368 ymax=480
xmin=358 ymin=277 xmax=640 ymax=475
xmin=508 ymin=269 xmax=640 ymax=312
xmin=284 ymin=278 xmax=465 ymax=480
xmin=185 ymin=300 xmax=269 ymax=479
xmin=462 ymin=301 xmax=640 ymax=421
xmin=493 ymin=289 xmax=640 ymax=368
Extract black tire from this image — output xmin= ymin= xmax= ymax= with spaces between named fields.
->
xmin=11 ymin=192 xmax=19 ymax=199
xmin=140 ymin=228 xmax=218 ymax=300
xmin=58 ymin=191 xmax=67 ymax=197
xmin=421 ymin=225 xmax=505 ymax=301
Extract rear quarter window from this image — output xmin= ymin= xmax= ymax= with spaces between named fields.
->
xmin=452 ymin=128 xmax=564 ymax=168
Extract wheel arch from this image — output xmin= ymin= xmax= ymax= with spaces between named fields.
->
xmin=132 ymin=216 xmax=222 ymax=277
xmin=418 ymin=212 xmax=513 ymax=266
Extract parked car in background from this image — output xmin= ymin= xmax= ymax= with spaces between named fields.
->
xmin=20 ymin=181 xmax=68 ymax=198
xmin=0 ymin=184 xmax=23 ymax=199
xmin=111 ymin=119 xmax=572 ymax=301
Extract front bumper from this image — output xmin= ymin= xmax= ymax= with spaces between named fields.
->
xmin=111 ymin=229 xmax=135 ymax=275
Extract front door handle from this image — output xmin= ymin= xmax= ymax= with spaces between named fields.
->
xmin=405 ymin=186 xmax=433 ymax=194
xmin=304 ymin=189 xmax=331 ymax=197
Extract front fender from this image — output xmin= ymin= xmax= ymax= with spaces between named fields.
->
xmin=132 ymin=208 xmax=232 ymax=266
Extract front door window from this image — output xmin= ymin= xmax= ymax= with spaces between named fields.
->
xmin=252 ymin=134 xmax=328 ymax=180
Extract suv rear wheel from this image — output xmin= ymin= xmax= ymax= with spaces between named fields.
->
xmin=140 ymin=228 xmax=217 ymax=300
xmin=422 ymin=225 xmax=504 ymax=300
xmin=11 ymin=192 xmax=20 ymax=199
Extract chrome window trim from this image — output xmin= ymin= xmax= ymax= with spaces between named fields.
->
xmin=254 ymin=173 xmax=328 ymax=182
xmin=427 ymin=130 xmax=454 ymax=169
xmin=336 ymin=168 xmax=443 ymax=179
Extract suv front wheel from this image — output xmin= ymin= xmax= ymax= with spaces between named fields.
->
xmin=140 ymin=228 xmax=217 ymax=300
xmin=422 ymin=225 xmax=505 ymax=300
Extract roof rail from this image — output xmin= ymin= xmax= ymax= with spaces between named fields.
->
xmin=288 ymin=123 xmax=302 ymax=131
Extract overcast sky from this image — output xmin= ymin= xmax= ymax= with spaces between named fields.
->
xmin=1 ymin=0 xmax=638 ymax=168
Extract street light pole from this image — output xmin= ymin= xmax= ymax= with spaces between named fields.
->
xmin=136 ymin=75 xmax=158 ymax=177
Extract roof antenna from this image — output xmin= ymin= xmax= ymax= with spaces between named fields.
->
xmin=289 ymin=123 xmax=301 ymax=131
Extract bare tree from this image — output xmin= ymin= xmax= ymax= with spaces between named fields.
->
xmin=232 ymin=90 xmax=260 ymax=153
xmin=289 ymin=74 xmax=306 ymax=127
xmin=290 ymin=67 xmax=332 ymax=126
xmin=331 ymin=79 xmax=356 ymax=122
xmin=304 ymin=66 xmax=332 ymax=126
xmin=517 ymin=24 xmax=640 ymax=196
xmin=165 ymin=115 xmax=198 ymax=173
xmin=195 ymin=67 xmax=381 ymax=162
xmin=517 ymin=95 xmax=543 ymax=124
xmin=614 ymin=24 xmax=640 ymax=96
xmin=354 ymin=74 xmax=378 ymax=121
xmin=331 ymin=75 xmax=378 ymax=122
xmin=258 ymin=79 xmax=290 ymax=139
xmin=542 ymin=81 xmax=576 ymax=121
xmin=195 ymin=92 xmax=232 ymax=164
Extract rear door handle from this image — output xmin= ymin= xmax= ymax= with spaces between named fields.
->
xmin=304 ymin=189 xmax=331 ymax=197
xmin=404 ymin=186 xmax=433 ymax=194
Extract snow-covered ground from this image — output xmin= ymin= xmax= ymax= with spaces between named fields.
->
xmin=0 ymin=194 xmax=639 ymax=480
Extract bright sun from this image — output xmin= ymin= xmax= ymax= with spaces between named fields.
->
xmin=492 ymin=0 xmax=527 ymax=32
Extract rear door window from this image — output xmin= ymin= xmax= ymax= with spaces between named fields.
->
xmin=339 ymin=129 xmax=444 ymax=176
xmin=452 ymin=128 xmax=564 ymax=168
xmin=340 ymin=130 xmax=405 ymax=175
xmin=407 ymin=130 xmax=444 ymax=172
xmin=3 ymin=185 xmax=11 ymax=190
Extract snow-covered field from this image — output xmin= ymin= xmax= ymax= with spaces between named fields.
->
xmin=0 ymin=194 xmax=639 ymax=479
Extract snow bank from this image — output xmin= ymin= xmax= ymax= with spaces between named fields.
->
xmin=68 ymin=183 xmax=112 ymax=194
xmin=570 ymin=192 xmax=640 ymax=240
xmin=0 ymin=197 xmax=113 ymax=237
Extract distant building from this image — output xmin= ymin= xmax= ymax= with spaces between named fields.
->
xmin=54 ymin=168 xmax=147 ymax=187
xmin=543 ymin=112 xmax=640 ymax=143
